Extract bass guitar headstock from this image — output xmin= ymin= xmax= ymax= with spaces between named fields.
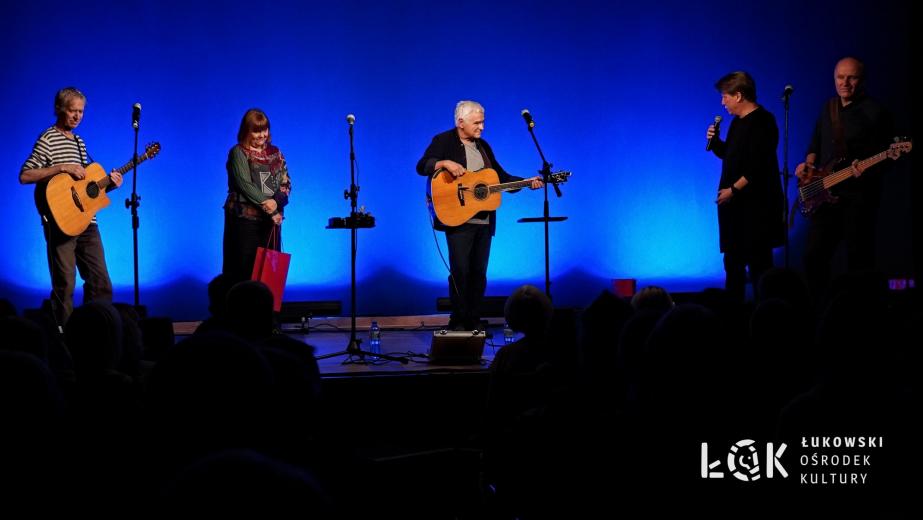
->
xmin=887 ymin=137 xmax=912 ymax=160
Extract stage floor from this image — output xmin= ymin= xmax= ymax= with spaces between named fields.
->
xmin=173 ymin=314 xmax=515 ymax=376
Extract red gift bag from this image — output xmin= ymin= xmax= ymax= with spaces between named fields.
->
xmin=251 ymin=225 xmax=290 ymax=312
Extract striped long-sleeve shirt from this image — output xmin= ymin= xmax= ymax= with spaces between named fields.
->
xmin=21 ymin=126 xmax=94 ymax=221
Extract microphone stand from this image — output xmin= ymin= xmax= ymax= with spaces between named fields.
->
xmin=125 ymin=115 xmax=142 ymax=313
xmin=781 ymin=90 xmax=792 ymax=268
xmin=319 ymin=118 xmax=407 ymax=364
xmin=517 ymin=116 xmax=567 ymax=300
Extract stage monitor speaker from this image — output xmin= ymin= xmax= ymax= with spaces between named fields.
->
xmin=428 ymin=330 xmax=487 ymax=365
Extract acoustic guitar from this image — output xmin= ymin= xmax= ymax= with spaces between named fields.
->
xmin=45 ymin=142 xmax=161 ymax=236
xmin=428 ymin=167 xmax=570 ymax=227
xmin=798 ymin=139 xmax=911 ymax=216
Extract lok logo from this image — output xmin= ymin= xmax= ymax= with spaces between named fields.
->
xmin=701 ymin=439 xmax=788 ymax=481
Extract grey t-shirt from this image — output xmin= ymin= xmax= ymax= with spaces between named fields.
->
xmin=463 ymin=141 xmax=488 ymax=225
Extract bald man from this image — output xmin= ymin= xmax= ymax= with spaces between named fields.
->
xmin=795 ymin=57 xmax=893 ymax=304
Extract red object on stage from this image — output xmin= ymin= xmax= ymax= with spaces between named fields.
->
xmin=612 ymin=278 xmax=637 ymax=298
xmin=251 ymin=226 xmax=290 ymax=312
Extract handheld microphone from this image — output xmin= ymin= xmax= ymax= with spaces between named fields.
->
xmin=782 ymin=84 xmax=794 ymax=101
xmin=132 ymin=103 xmax=141 ymax=129
xmin=521 ymin=109 xmax=534 ymax=129
xmin=346 ymin=114 xmax=356 ymax=125
xmin=705 ymin=115 xmax=722 ymax=151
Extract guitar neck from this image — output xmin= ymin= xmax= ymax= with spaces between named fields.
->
xmin=95 ymin=154 xmax=150 ymax=189
xmin=822 ymin=150 xmax=891 ymax=189
xmin=489 ymin=179 xmax=534 ymax=193
xmin=114 ymin=153 xmax=151 ymax=175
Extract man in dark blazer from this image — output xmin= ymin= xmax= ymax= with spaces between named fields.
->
xmin=417 ymin=100 xmax=542 ymax=330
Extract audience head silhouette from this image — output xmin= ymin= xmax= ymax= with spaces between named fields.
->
xmin=630 ymin=285 xmax=674 ymax=313
xmin=226 ymin=280 xmax=275 ymax=340
xmin=505 ymin=285 xmax=553 ymax=337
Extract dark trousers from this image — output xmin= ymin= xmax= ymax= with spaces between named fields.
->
xmin=223 ymin=213 xmax=279 ymax=286
xmin=723 ymin=248 xmax=773 ymax=303
xmin=44 ymin=221 xmax=113 ymax=326
xmin=803 ymin=200 xmax=877 ymax=304
xmin=445 ymin=223 xmax=492 ymax=329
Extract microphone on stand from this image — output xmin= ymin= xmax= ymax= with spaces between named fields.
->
xmin=346 ymin=114 xmax=356 ymax=125
xmin=132 ymin=103 xmax=141 ymax=129
xmin=781 ymin=84 xmax=794 ymax=101
xmin=705 ymin=115 xmax=722 ymax=151
xmin=521 ymin=109 xmax=534 ymax=129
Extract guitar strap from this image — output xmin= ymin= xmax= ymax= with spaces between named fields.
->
xmin=81 ymin=138 xmax=93 ymax=165
xmin=829 ymin=98 xmax=847 ymax=160
xmin=476 ymin=140 xmax=493 ymax=170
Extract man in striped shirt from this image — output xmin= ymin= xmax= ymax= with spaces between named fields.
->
xmin=20 ymin=87 xmax=123 ymax=326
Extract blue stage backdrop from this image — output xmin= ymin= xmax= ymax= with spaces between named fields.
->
xmin=1 ymin=0 xmax=912 ymax=319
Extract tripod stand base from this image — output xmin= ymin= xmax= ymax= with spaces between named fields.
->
xmin=315 ymin=337 xmax=409 ymax=364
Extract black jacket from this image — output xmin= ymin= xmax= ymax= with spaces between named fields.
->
xmin=416 ymin=128 xmax=522 ymax=235
xmin=710 ymin=106 xmax=785 ymax=254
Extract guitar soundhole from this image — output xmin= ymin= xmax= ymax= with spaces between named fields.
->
xmin=86 ymin=182 xmax=100 ymax=199
xmin=473 ymin=184 xmax=489 ymax=200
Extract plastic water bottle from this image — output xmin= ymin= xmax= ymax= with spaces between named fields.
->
xmin=503 ymin=321 xmax=514 ymax=344
xmin=369 ymin=321 xmax=381 ymax=354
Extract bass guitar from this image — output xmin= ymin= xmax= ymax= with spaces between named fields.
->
xmin=798 ymin=139 xmax=911 ymax=216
